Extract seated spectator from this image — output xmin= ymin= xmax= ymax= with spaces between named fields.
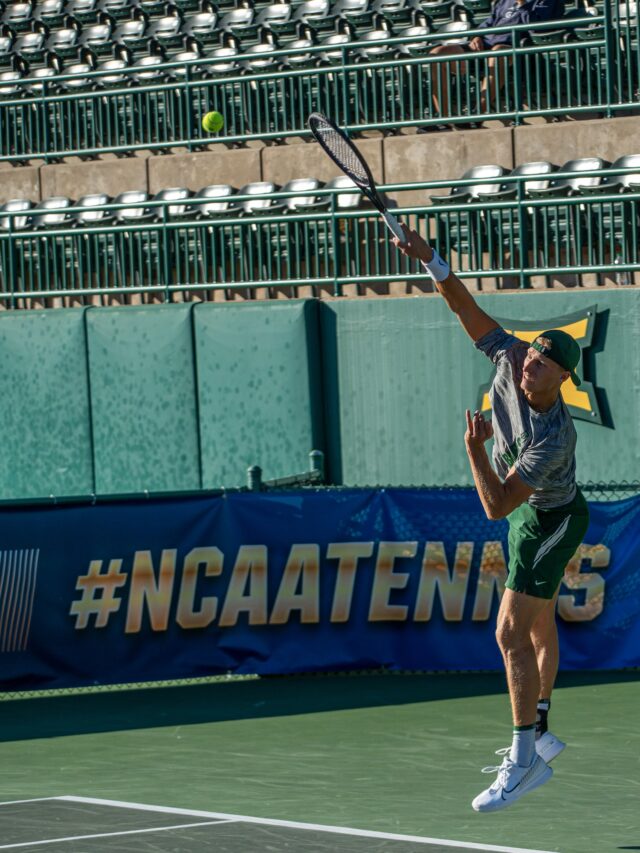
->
xmin=428 ymin=0 xmax=563 ymax=126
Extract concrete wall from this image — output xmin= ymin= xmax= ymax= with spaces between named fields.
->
xmin=3 ymin=115 xmax=639 ymax=205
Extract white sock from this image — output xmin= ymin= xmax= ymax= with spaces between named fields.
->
xmin=511 ymin=726 xmax=536 ymax=767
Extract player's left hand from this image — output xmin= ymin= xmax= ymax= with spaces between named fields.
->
xmin=465 ymin=408 xmax=494 ymax=449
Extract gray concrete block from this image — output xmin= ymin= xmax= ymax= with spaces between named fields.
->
xmin=514 ymin=116 xmax=640 ymax=167
xmin=261 ymin=139 xmax=384 ymax=186
xmin=40 ymin=157 xmax=149 ymax=200
xmin=383 ymin=128 xmax=514 ymax=207
xmin=147 ymin=148 xmax=261 ymax=193
xmin=0 ymin=167 xmax=41 ymax=204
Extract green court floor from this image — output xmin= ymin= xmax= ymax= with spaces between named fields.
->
xmin=1 ymin=671 xmax=638 ymax=853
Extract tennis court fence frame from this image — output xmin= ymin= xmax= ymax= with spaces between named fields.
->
xmin=1 ymin=163 xmax=640 ymax=303
xmin=0 ymin=3 xmax=637 ymax=161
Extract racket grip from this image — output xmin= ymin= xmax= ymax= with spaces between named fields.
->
xmin=382 ymin=210 xmax=405 ymax=242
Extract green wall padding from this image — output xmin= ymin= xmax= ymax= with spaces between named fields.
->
xmin=0 ymin=290 xmax=636 ymax=500
xmin=0 ymin=310 xmax=92 ymax=499
xmin=321 ymin=291 xmax=640 ymax=487
xmin=193 ymin=300 xmax=323 ymax=488
xmin=86 ymin=305 xmax=200 ymax=494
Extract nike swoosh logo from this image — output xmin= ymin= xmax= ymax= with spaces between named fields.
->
xmin=535 ymin=580 xmax=547 ymax=586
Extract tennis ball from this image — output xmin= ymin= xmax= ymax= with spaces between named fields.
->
xmin=202 ymin=111 xmax=224 ymax=134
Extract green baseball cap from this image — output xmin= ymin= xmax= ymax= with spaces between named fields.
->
xmin=531 ymin=330 xmax=581 ymax=386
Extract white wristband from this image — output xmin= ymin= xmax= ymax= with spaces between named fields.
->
xmin=421 ymin=250 xmax=451 ymax=282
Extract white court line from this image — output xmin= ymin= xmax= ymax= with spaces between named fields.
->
xmin=58 ymin=796 xmax=557 ymax=853
xmin=0 ymin=799 xmax=61 ymax=807
xmin=0 ymin=820 xmax=235 ymax=850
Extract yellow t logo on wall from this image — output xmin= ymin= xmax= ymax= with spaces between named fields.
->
xmin=478 ymin=305 xmax=602 ymax=424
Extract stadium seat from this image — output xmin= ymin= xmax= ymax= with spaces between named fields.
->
xmin=138 ymin=0 xmax=172 ymax=19
xmin=460 ymin=0 xmax=491 ymax=19
xmin=372 ymin=0 xmax=415 ymax=26
xmin=64 ymin=0 xmax=101 ymax=26
xmin=33 ymin=0 xmax=67 ymax=30
xmin=330 ymin=0 xmax=374 ymax=29
xmin=110 ymin=190 xmax=157 ymax=289
xmin=431 ymin=164 xmax=506 ymax=269
xmin=280 ymin=34 xmax=316 ymax=67
xmin=98 ymin=0 xmax=141 ymax=22
xmin=569 ymin=154 xmax=640 ymax=269
xmin=75 ymin=192 xmax=114 ymax=225
xmin=89 ymin=57 xmax=134 ymax=151
xmin=291 ymin=0 xmax=334 ymax=33
xmin=317 ymin=30 xmax=350 ymax=62
xmin=23 ymin=65 xmax=57 ymax=92
xmin=77 ymin=23 xmax=114 ymax=60
xmin=182 ymin=10 xmax=220 ymax=50
xmin=131 ymin=51 xmax=168 ymax=79
xmin=188 ymin=184 xmax=242 ymax=292
xmin=113 ymin=19 xmax=152 ymax=59
xmin=1 ymin=2 xmax=34 ymax=34
xmin=476 ymin=161 xmax=557 ymax=272
xmin=256 ymin=2 xmax=295 ymax=35
xmin=201 ymin=43 xmax=239 ymax=72
xmin=13 ymin=31 xmax=48 ymax=67
xmin=57 ymin=61 xmax=101 ymax=156
xmin=0 ymin=33 xmax=15 ymax=70
xmin=0 ymin=65 xmax=20 ymax=93
xmin=219 ymin=7 xmax=257 ymax=41
xmin=525 ymin=156 xmax=610 ymax=273
xmin=298 ymin=175 xmax=362 ymax=278
xmin=72 ymin=192 xmax=116 ymax=293
xmin=150 ymin=187 xmax=200 ymax=293
xmin=193 ymin=183 xmax=239 ymax=217
xmin=131 ymin=55 xmax=178 ymax=150
xmin=432 ymin=18 xmax=470 ymax=42
xmin=424 ymin=0 xmax=457 ymax=20
xmin=0 ymin=68 xmax=26 ymax=160
xmin=45 ymin=26 xmax=81 ymax=61
xmin=23 ymin=197 xmax=77 ymax=297
xmin=395 ymin=22 xmax=430 ymax=54
xmin=526 ymin=156 xmax=609 ymax=197
xmin=240 ymin=39 xmax=278 ymax=69
xmin=147 ymin=14 xmax=185 ymax=52
xmin=0 ymin=198 xmax=34 ymax=295
xmin=170 ymin=0 xmax=214 ymax=16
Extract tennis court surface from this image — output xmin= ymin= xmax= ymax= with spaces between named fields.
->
xmin=2 ymin=672 xmax=639 ymax=853
xmin=0 ymin=797 xmax=556 ymax=853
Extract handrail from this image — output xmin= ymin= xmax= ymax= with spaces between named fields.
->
xmin=1 ymin=165 xmax=639 ymax=219
xmin=0 ymin=11 xmax=607 ymax=93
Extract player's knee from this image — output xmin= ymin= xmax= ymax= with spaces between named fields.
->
xmin=496 ymin=618 xmax=526 ymax=654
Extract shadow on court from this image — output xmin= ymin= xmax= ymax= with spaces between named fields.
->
xmin=1 ymin=669 xmax=639 ymax=743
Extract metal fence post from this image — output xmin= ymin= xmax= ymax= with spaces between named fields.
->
xmin=603 ymin=0 xmax=615 ymax=116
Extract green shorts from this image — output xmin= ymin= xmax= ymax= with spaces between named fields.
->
xmin=506 ymin=489 xmax=590 ymax=600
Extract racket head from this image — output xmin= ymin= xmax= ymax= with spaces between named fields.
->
xmin=308 ymin=112 xmax=377 ymax=198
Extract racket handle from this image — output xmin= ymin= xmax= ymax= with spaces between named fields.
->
xmin=383 ymin=210 xmax=405 ymax=242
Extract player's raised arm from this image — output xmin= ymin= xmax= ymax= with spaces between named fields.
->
xmin=393 ymin=225 xmax=499 ymax=343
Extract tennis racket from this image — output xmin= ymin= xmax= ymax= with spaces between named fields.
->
xmin=308 ymin=112 xmax=405 ymax=242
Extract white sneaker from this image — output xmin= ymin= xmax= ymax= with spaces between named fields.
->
xmin=472 ymin=753 xmax=553 ymax=813
xmin=536 ymin=731 xmax=566 ymax=763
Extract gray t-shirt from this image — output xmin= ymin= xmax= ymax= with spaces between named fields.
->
xmin=475 ymin=327 xmax=577 ymax=509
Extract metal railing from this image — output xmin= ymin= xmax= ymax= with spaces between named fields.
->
xmin=0 ymin=4 xmax=635 ymax=161
xmin=1 ymin=163 xmax=639 ymax=302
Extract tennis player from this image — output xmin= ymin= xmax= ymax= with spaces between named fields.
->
xmin=393 ymin=226 xmax=589 ymax=812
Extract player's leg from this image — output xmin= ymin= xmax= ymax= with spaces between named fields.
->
xmin=472 ymin=589 xmax=554 ymax=812
xmin=532 ymin=590 xmax=559 ymax=701
xmin=497 ymin=588 xmax=549 ymax=728
xmin=530 ymin=588 xmax=566 ymax=761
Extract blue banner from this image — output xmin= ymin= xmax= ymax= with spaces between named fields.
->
xmin=1 ymin=489 xmax=639 ymax=691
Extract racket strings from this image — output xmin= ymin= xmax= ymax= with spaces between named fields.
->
xmin=310 ymin=118 xmax=369 ymax=186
